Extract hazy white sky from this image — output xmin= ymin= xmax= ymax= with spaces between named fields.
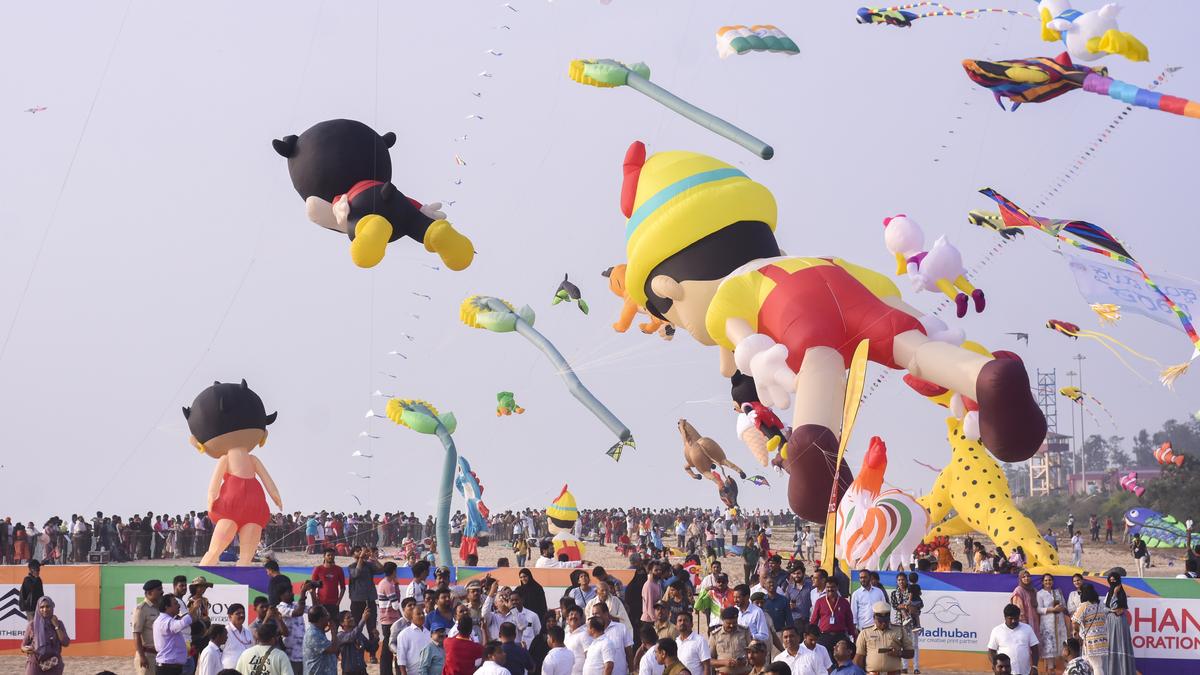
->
xmin=1 ymin=0 xmax=1196 ymax=521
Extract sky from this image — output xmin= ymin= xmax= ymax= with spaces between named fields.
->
xmin=1 ymin=0 xmax=1197 ymax=522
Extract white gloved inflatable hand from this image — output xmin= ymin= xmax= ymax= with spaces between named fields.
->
xmin=919 ymin=314 xmax=965 ymax=346
xmin=420 ymin=201 xmax=447 ymax=221
xmin=735 ymin=333 xmax=796 ymax=409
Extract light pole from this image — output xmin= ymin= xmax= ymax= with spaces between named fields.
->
xmin=1073 ymin=354 xmax=1087 ymax=477
xmin=1065 ymin=370 xmax=1078 ymax=494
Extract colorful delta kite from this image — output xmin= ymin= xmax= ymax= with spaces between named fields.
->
xmin=715 ymin=25 xmax=799 ymax=59
xmin=617 ymin=141 xmax=1046 ymax=521
xmin=1059 ymin=386 xmax=1116 ymax=430
xmin=746 ymin=475 xmax=770 ymax=487
xmin=273 ymin=119 xmax=475 ymax=269
xmin=980 ymin=188 xmax=1200 ymax=387
xmin=182 ymin=380 xmax=282 ymax=566
xmin=454 ymin=455 xmax=490 ymax=562
xmin=882 ymin=214 xmax=985 ymax=318
xmin=1124 ymin=508 xmax=1190 ymax=548
xmin=1119 ymin=471 xmax=1145 ymax=497
xmin=835 ymin=436 xmax=929 ymax=570
xmin=857 ymin=3 xmax=1032 ymax=27
xmin=385 ymin=398 xmax=460 ymax=566
xmin=552 ymin=274 xmax=589 ymax=314
xmin=547 ymin=485 xmax=586 ymax=561
xmin=963 ymin=53 xmax=1200 ymax=118
xmin=496 ymin=391 xmax=524 ymax=416
xmin=460 ymin=295 xmax=634 ymax=456
xmin=1154 ymin=442 xmax=1185 ymax=467
xmin=1038 ymin=1 xmax=1148 ymax=63
xmin=568 ymin=60 xmax=774 ymax=159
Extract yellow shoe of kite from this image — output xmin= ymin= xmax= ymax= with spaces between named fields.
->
xmin=425 ymin=220 xmax=474 ymax=271
xmin=350 ymin=215 xmax=393 ymax=268
xmin=765 ymin=435 xmax=781 ymax=453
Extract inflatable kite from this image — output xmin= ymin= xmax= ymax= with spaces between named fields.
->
xmin=547 ymin=485 xmax=586 ymax=561
xmin=679 ymin=418 xmax=747 ymax=512
xmin=980 ymin=188 xmax=1200 ymax=387
xmin=568 ymin=60 xmax=773 ymax=159
xmin=553 ymin=274 xmax=589 ymax=314
xmin=716 ymin=25 xmax=799 ymax=59
xmin=1058 ymin=386 xmax=1116 ymax=429
xmin=615 ymin=140 xmax=1046 ymax=520
xmin=1119 ymin=471 xmax=1145 ymax=497
xmin=496 ymin=391 xmax=525 ymax=416
xmin=603 ymin=264 xmax=674 ymax=340
xmin=1154 ymin=442 xmax=1185 ymax=467
xmin=1124 ymin=508 xmax=1189 ymax=548
xmin=460 ymin=295 xmax=635 ymax=456
xmin=731 ymin=371 xmax=789 ymax=466
xmin=857 ymin=3 xmax=1032 ymax=27
xmin=385 ymin=398 xmax=460 ymax=566
xmin=454 ymin=455 xmax=490 ymax=562
xmin=920 ymin=418 xmax=1064 ymax=570
xmin=1038 ymin=1 xmax=1148 ymax=63
xmin=882 ymin=214 xmax=985 ymax=318
xmin=183 ymin=380 xmax=282 ymax=566
xmin=273 ymin=119 xmax=474 ymax=270
xmin=963 ymin=53 xmax=1200 ymax=118
xmin=835 ymin=436 xmax=929 ymax=570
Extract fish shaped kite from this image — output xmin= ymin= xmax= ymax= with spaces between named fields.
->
xmin=1124 ymin=508 xmax=1189 ymax=548
xmin=1045 ymin=318 xmax=1164 ymax=383
xmin=552 ymin=274 xmax=589 ymax=314
xmin=1154 ymin=442 xmax=1185 ymax=467
xmin=1059 ymin=386 xmax=1116 ymax=430
xmin=963 ymin=53 xmax=1200 ymax=118
xmin=1118 ymin=471 xmax=1144 ymax=497
xmin=981 ymin=188 xmax=1200 ymax=387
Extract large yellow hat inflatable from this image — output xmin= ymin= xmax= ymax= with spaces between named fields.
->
xmin=547 ymin=484 xmax=578 ymax=527
xmin=620 ymin=141 xmax=777 ymax=308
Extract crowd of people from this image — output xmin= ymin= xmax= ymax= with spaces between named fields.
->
xmin=13 ymin=524 xmax=1175 ymax=675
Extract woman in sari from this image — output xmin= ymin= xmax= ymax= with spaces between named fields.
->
xmin=1072 ymin=584 xmax=1106 ymax=674
xmin=1009 ymin=569 xmax=1041 ymax=636
xmin=1104 ymin=572 xmax=1137 ymax=675
xmin=1036 ymin=573 xmax=1069 ymax=675
xmin=20 ymin=596 xmax=69 ymax=675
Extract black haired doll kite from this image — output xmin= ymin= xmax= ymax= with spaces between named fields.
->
xmin=183 ymin=379 xmax=281 ymax=565
xmin=274 ymin=118 xmax=475 ymax=270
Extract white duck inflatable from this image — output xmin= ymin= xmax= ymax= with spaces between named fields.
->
xmin=882 ymin=214 xmax=986 ymax=318
xmin=1038 ymin=1 xmax=1149 ymax=63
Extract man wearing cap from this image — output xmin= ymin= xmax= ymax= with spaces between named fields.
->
xmin=187 ymin=576 xmax=215 ymax=659
xmin=133 ymin=579 xmax=163 ymax=675
xmin=745 ymin=640 xmax=768 ymax=675
xmin=652 ymin=603 xmax=678 ymax=641
xmin=854 ymin=602 xmax=911 ymax=675
xmin=709 ymin=607 xmax=752 ymax=675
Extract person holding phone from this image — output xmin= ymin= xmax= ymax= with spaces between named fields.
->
xmin=709 ymin=607 xmax=752 ymax=675
xmin=853 ymin=602 xmax=912 ymax=675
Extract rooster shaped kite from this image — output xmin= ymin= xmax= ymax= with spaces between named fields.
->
xmin=836 ymin=437 xmax=930 ymax=570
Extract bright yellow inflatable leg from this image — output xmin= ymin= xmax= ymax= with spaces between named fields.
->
xmin=952 ymin=275 xmax=976 ymax=294
xmin=1090 ymin=29 xmax=1149 ymax=62
xmin=350 ymin=215 xmax=393 ymax=268
xmin=424 ymin=220 xmax=475 ymax=271
xmin=934 ymin=278 xmax=959 ymax=301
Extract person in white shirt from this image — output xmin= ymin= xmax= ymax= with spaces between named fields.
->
xmin=535 ymin=542 xmax=585 ymax=569
xmin=448 ymin=603 xmax=485 ymax=643
xmin=987 ymin=604 xmax=1040 ymax=675
xmin=592 ymin=601 xmax=633 ymax=675
xmin=404 ymin=561 xmax=432 ymax=605
xmin=732 ymin=585 xmax=770 ymax=642
xmin=222 ymin=602 xmax=254 ymax=668
xmin=508 ymin=591 xmax=543 ymax=648
xmin=477 ymin=640 xmax=511 ymax=675
xmin=395 ymin=605 xmax=432 ymax=675
xmin=583 ymin=618 xmax=616 ymax=675
xmin=787 ymin=625 xmax=831 ymax=675
xmin=564 ymin=607 xmax=593 ymax=675
xmin=195 ymin=624 xmax=227 ymax=675
xmin=699 ymin=561 xmax=724 ymax=593
xmin=544 ymin=625 xmax=577 ymax=675
xmin=587 ymin=582 xmax=633 ymax=632
xmin=849 ymin=571 xmax=887 ymax=631
xmin=636 ymin=625 xmax=665 ymax=675
xmin=674 ymin=613 xmax=711 ymax=675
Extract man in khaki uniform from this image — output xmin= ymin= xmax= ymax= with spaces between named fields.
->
xmin=854 ymin=602 xmax=912 ymax=675
xmin=709 ymin=607 xmax=752 ymax=675
xmin=132 ymin=579 xmax=163 ymax=675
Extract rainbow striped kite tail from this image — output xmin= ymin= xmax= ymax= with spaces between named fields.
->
xmin=1082 ymin=72 xmax=1200 ymax=119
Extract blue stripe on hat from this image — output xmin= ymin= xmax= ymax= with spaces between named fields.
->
xmin=625 ymin=168 xmax=746 ymax=241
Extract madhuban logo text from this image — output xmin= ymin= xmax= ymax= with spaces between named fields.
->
xmin=922 ymin=626 xmax=978 ymax=640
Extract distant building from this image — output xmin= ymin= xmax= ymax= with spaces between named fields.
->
xmin=1029 ymin=432 xmax=1072 ymax=497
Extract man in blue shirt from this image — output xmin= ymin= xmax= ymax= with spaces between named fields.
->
xmin=152 ymin=594 xmax=194 ymax=675
xmin=830 ymin=638 xmax=866 ymax=675
xmin=498 ymin=622 xmax=534 ymax=675
xmin=428 ymin=588 xmax=457 ymax=633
